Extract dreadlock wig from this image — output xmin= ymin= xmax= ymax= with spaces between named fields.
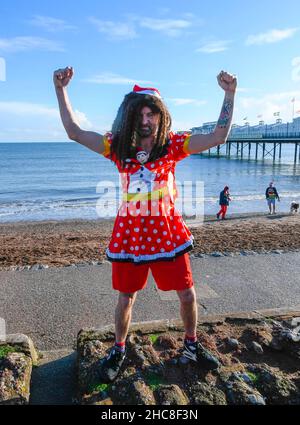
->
xmin=110 ymin=92 xmax=172 ymax=168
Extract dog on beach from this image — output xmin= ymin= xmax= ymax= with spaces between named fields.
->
xmin=290 ymin=202 xmax=299 ymax=214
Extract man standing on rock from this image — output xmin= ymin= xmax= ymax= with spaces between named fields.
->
xmin=54 ymin=66 xmax=237 ymax=382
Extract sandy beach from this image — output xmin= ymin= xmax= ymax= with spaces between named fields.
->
xmin=0 ymin=212 xmax=299 ymax=270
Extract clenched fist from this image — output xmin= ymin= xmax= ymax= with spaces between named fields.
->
xmin=53 ymin=66 xmax=74 ymax=88
xmin=217 ymin=70 xmax=237 ymax=93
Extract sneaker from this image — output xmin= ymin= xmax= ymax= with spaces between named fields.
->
xmin=98 ymin=346 xmax=126 ymax=383
xmin=182 ymin=341 xmax=220 ymax=371
xmin=216 ymin=213 xmax=220 ymax=220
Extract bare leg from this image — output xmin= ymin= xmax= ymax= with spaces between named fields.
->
xmin=176 ymin=287 xmax=198 ymax=336
xmin=115 ymin=292 xmax=137 ymax=342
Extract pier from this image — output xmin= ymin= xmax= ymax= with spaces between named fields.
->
xmin=192 ymin=117 xmax=300 ymax=163
xmin=212 ymin=136 xmax=300 ymax=163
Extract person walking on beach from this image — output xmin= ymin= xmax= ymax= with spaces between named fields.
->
xmin=54 ymin=66 xmax=237 ymax=382
xmin=217 ymin=186 xmax=231 ymax=220
xmin=265 ymin=182 xmax=280 ymax=215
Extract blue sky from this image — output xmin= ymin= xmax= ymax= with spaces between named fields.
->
xmin=1 ymin=0 xmax=300 ymax=141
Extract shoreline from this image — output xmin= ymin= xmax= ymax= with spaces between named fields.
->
xmin=1 ymin=212 xmax=299 ymax=271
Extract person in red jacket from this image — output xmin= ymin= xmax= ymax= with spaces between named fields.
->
xmin=54 ymin=66 xmax=237 ymax=382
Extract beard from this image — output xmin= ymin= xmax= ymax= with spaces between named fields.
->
xmin=136 ymin=124 xmax=154 ymax=138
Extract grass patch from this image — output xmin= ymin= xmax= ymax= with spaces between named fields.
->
xmin=88 ymin=382 xmax=110 ymax=394
xmin=0 ymin=345 xmax=19 ymax=359
xmin=247 ymin=372 xmax=260 ymax=384
xmin=149 ymin=334 xmax=160 ymax=345
xmin=145 ymin=371 xmax=165 ymax=391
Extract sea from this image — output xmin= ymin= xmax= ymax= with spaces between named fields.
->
xmin=0 ymin=141 xmax=300 ymax=223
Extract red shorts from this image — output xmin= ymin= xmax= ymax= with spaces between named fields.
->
xmin=112 ymin=253 xmax=194 ymax=293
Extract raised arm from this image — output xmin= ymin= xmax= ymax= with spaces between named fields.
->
xmin=187 ymin=70 xmax=237 ymax=154
xmin=53 ymin=66 xmax=105 ymax=155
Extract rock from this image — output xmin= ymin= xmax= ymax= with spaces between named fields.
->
xmin=156 ymin=335 xmax=178 ymax=349
xmin=121 ymin=379 xmax=156 ymax=405
xmin=224 ymin=377 xmax=266 ymax=405
xmin=247 ymin=365 xmax=300 ymax=405
xmin=30 ymin=264 xmax=43 ymax=271
xmin=250 ymin=341 xmax=264 ymax=355
xmin=210 ymin=252 xmax=224 ymax=257
xmin=0 ymin=352 xmax=32 ymax=405
xmin=189 ymin=382 xmax=227 ymax=405
xmin=227 ymin=338 xmax=239 ymax=350
xmin=156 ymin=385 xmax=189 ymax=405
xmin=3 ymin=334 xmax=38 ymax=365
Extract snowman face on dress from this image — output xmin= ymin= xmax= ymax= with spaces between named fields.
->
xmin=136 ymin=151 xmax=149 ymax=164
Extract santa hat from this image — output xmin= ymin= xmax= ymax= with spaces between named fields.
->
xmin=132 ymin=84 xmax=162 ymax=99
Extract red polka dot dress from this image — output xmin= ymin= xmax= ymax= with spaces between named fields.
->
xmin=101 ymin=132 xmax=194 ymax=264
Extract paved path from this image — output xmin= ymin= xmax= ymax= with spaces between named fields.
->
xmin=1 ymin=252 xmax=300 ymax=350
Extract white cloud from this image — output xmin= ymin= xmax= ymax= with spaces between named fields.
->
xmin=0 ymin=36 xmax=64 ymax=52
xmin=171 ymin=119 xmax=199 ymax=132
xmin=139 ymin=17 xmax=192 ymax=37
xmin=89 ymin=17 xmax=137 ymax=40
xmin=196 ymin=40 xmax=231 ymax=53
xmin=167 ymin=98 xmax=207 ymax=107
xmin=237 ymin=90 xmax=300 ymax=124
xmin=0 ymin=102 xmax=96 ymax=141
xmin=83 ymin=72 xmax=154 ymax=85
xmin=28 ymin=15 xmax=77 ymax=32
xmin=246 ymin=28 xmax=299 ymax=45
xmin=0 ymin=101 xmax=59 ymax=117
xmin=74 ymin=109 xmax=93 ymax=129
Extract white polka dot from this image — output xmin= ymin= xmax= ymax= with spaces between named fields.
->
xmin=142 ymin=201 xmax=147 ymax=206
xmin=151 ymin=164 xmax=155 ymax=168
xmin=163 ymin=231 xmax=167 ymax=235
xmin=160 ymin=221 xmax=164 ymax=226
xmin=141 ymin=245 xmax=145 ymax=249
xmin=134 ymin=227 xmax=139 ymax=232
xmin=153 ymin=229 xmax=158 ymax=234
xmin=141 ymin=218 xmax=145 ymax=223
xmin=147 ymin=237 xmax=152 ymax=242
xmin=167 ymin=241 xmax=171 ymax=245
xmin=120 ymin=222 xmax=124 ymax=227
xmin=116 ymin=233 xmax=120 ymax=237
xmin=150 ymin=220 xmax=154 ymax=224
xmin=136 ymin=209 xmax=140 ymax=215
xmin=157 ymin=238 xmax=161 ymax=243
xmin=173 ymin=243 xmax=176 ymax=247
xmin=114 ymin=243 xmax=118 ymax=247
xmin=121 ymin=250 xmax=125 ymax=253
xmin=143 ymin=227 xmax=148 ymax=232
xmin=160 ymin=248 xmax=165 ymax=253
xmin=177 ymin=235 xmax=180 ymax=240
xmin=130 ymin=247 xmax=134 ymax=251
xmin=161 ymin=169 xmax=164 ymax=173
xmin=152 ymin=201 xmax=157 ymax=206
xmin=135 ymin=246 xmax=139 ymax=251
xmin=151 ymin=247 xmax=155 ymax=251
xmin=132 ymin=237 xmax=136 ymax=241
xmin=157 ymin=173 xmax=160 ymax=177
xmin=156 ymin=212 xmax=160 ymax=216
xmin=129 ymin=220 xmax=132 ymax=224
xmin=125 ymin=229 xmax=130 ymax=234
xmin=139 ymin=236 xmax=142 ymax=241
xmin=123 ymin=240 xmax=128 ymax=244
xmin=159 ymin=161 xmax=163 ymax=165
xmin=173 ymin=226 xmax=176 ymax=230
